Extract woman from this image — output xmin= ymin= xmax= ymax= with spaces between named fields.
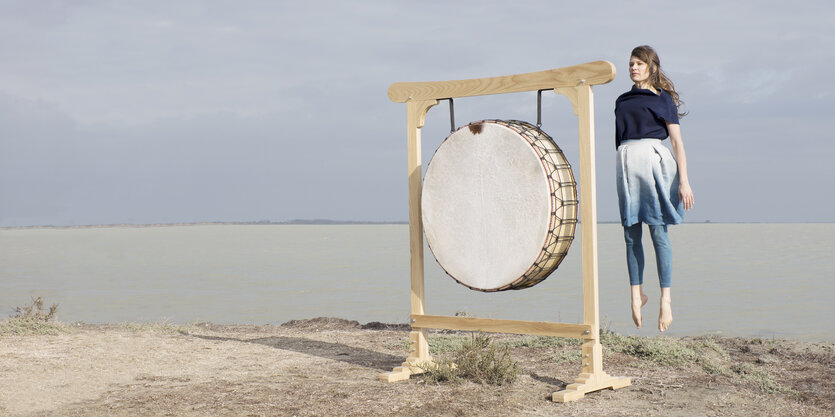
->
xmin=615 ymin=45 xmax=694 ymax=332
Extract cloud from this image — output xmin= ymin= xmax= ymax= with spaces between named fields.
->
xmin=0 ymin=1 xmax=833 ymax=225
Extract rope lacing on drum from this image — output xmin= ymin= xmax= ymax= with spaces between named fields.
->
xmin=498 ymin=120 xmax=578 ymax=289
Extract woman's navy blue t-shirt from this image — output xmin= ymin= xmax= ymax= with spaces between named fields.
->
xmin=614 ymin=85 xmax=679 ymax=149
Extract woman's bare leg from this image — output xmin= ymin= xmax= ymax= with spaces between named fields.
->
xmin=631 ymin=285 xmax=648 ymax=328
xmin=659 ymin=287 xmax=673 ymax=332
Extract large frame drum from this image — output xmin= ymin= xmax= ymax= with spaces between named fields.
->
xmin=421 ymin=119 xmax=578 ymax=292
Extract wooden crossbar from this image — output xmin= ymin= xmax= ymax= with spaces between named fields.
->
xmin=411 ymin=315 xmax=591 ymax=339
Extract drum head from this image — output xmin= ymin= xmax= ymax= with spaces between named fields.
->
xmin=422 ymin=120 xmax=574 ymax=291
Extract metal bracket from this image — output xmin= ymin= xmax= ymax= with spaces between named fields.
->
xmin=447 ymin=98 xmax=455 ymax=132
xmin=537 ymin=89 xmax=554 ymax=127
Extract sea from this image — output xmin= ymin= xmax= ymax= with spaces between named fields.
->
xmin=1 ymin=223 xmax=832 ymax=341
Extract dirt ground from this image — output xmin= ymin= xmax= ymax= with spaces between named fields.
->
xmin=0 ymin=317 xmax=832 ymax=417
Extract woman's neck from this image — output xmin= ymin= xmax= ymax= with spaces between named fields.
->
xmin=635 ymin=82 xmax=658 ymax=94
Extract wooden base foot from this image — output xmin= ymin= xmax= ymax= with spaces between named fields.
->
xmin=551 ymin=372 xmax=631 ymax=402
xmin=379 ymin=358 xmax=431 ymax=383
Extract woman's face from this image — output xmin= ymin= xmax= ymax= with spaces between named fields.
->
xmin=629 ymin=56 xmax=651 ymax=85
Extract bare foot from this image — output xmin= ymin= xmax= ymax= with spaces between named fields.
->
xmin=631 ymin=286 xmax=648 ymax=328
xmin=659 ymin=294 xmax=673 ymax=332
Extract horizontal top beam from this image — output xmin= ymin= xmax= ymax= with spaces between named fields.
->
xmin=388 ymin=60 xmax=615 ymax=103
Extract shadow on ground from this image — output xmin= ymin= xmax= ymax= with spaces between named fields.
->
xmin=528 ymin=371 xmax=569 ymax=388
xmin=189 ymin=334 xmax=404 ymax=371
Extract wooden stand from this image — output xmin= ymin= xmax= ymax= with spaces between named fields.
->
xmin=379 ymin=61 xmax=631 ymax=402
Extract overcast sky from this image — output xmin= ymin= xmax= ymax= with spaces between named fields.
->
xmin=1 ymin=1 xmax=833 ymax=226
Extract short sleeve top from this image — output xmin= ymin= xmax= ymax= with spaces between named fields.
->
xmin=614 ymin=85 xmax=680 ymax=149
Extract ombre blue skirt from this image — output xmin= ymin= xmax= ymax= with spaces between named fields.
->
xmin=616 ymin=139 xmax=684 ymax=227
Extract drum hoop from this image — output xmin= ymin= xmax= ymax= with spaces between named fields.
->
xmin=423 ymin=119 xmax=578 ymax=292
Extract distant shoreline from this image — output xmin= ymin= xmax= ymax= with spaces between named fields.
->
xmin=2 ymin=220 xmax=833 ymax=230
xmin=0 ymin=220 xmax=409 ymax=230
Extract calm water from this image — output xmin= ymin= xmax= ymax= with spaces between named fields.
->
xmin=1 ymin=224 xmax=832 ymax=341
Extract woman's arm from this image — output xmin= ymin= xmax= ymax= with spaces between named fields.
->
xmin=668 ymin=123 xmax=695 ymax=210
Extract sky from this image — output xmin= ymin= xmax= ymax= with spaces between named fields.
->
xmin=1 ymin=0 xmax=833 ymax=227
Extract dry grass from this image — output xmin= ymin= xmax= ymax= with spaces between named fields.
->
xmin=600 ymin=330 xmax=795 ymax=394
xmin=12 ymin=296 xmax=58 ymax=321
xmin=420 ymin=332 xmax=519 ymax=385
xmin=1 ymin=319 xmax=831 ymax=416
xmin=118 ymin=320 xmax=198 ymax=334
xmin=1 ymin=297 xmax=69 ymax=336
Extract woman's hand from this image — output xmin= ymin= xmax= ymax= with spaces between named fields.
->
xmin=667 ymin=123 xmax=694 ymax=211
xmin=679 ymin=181 xmax=694 ymax=210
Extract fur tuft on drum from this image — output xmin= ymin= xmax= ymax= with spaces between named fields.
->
xmin=422 ymin=120 xmax=578 ymax=292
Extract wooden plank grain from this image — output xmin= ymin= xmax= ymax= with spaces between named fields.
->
xmin=411 ymin=314 xmax=591 ymax=338
xmin=388 ymin=61 xmax=615 ymax=102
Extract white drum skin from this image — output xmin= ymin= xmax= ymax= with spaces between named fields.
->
xmin=422 ymin=120 xmax=577 ymax=292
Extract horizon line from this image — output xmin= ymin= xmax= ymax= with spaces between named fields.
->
xmin=2 ymin=219 xmax=834 ymax=230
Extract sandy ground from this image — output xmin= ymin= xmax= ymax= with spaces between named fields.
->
xmin=0 ymin=318 xmax=832 ymax=417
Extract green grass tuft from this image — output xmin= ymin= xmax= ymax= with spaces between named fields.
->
xmin=731 ymin=363 xmax=795 ymax=394
xmin=0 ymin=317 xmax=70 ymax=335
xmin=1 ymin=297 xmax=69 ymax=335
xmin=602 ymin=330 xmax=700 ymax=367
xmin=418 ymin=360 xmax=460 ymax=383
xmin=429 ymin=334 xmax=468 ymax=354
xmin=401 ymin=334 xmax=469 ymax=354
xmin=552 ymin=350 xmax=582 ymax=364
xmin=601 ymin=331 xmax=736 ymax=373
xmin=602 ymin=331 xmax=792 ymax=394
xmin=420 ymin=332 xmax=519 ymax=385
xmin=503 ymin=335 xmax=582 ymax=349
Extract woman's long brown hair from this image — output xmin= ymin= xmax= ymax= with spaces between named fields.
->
xmin=631 ymin=45 xmax=687 ymax=118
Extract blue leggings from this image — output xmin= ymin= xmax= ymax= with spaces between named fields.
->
xmin=623 ymin=223 xmax=672 ymax=288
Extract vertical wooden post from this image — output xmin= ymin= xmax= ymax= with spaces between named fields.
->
xmin=577 ymin=85 xmax=603 ymax=372
xmin=380 ymin=99 xmax=437 ymax=382
xmin=552 ymin=85 xmax=630 ymax=401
